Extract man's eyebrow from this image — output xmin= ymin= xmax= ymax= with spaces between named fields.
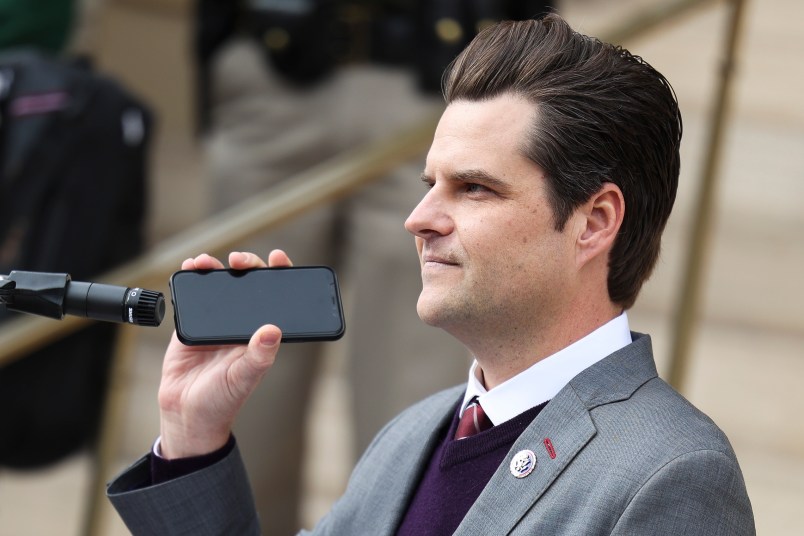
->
xmin=453 ymin=169 xmax=510 ymax=190
xmin=420 ymin=169 xmax=511 ymax=191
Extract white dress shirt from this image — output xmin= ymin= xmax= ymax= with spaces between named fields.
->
xmin=460 ymin=313 xmax=632 ymax=425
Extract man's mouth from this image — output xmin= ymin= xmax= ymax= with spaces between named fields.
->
xmin=422 ymin=254 xmax=459 ymax=267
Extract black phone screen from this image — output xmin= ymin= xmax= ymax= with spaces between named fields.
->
xmin=170 ymin=266 xmax=345 ymax=345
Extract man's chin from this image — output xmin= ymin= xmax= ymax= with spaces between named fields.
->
xmin=416 ymin=298 xmax=443 ymax=327
xmin=416 ymin=295 xmax=461 ymax=328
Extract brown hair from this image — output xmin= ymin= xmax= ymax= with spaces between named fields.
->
xmin=443 ymin=14 xmax=682 ymax=309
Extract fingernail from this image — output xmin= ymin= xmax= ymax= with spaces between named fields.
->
xmin=260 ymin=331 xmax=280 ymax=347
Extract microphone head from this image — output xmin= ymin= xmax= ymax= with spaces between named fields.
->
xmin=125 ymin=288 xmax=166 ymax=327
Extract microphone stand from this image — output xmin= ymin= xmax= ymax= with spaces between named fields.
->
xmin=0 ymin=271 xmax=73 ymax=320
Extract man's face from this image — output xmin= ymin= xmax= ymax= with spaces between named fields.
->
xmin=404 ymin=94 xmax=579 ymax=341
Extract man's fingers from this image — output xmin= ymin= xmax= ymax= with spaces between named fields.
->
xmin=227 ymin=325 xmax=282 ymax=401
xmin=267 ymin=249 xmax=293 ymax=268
xmin=181 ymin=251 xmax=291 ymax=272
xmin=229 ymin=251 xmax=268 ymax=270
xmin=182 ymin=253 xmax=225 ymax=271
xmin=253 ymin=324 xmax=281 ymax=364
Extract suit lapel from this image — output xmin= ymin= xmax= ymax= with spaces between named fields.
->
xmin=355 ymin=386 xmax=462 ymax=535
xmin=454 ymin=386 xmax=596 ymax=535
xmin=454 ymin=333 xmax=657 ymax=535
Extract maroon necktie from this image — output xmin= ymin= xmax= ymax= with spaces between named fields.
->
xmin=455 ymin=397 xmax=493 ymax=440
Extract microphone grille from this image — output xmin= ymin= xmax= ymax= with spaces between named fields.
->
xmin=128 ymin=288 xmax=165 ymax=327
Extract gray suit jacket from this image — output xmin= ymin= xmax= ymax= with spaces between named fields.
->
xmin=108 ymin=333 xmax=755 ymax=535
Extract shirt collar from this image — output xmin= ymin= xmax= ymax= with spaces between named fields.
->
xmin=460 ymin=312 xmax=632 ymax=425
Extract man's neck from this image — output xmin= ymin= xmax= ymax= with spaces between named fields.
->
xmin=462 ymin=305 xmax=623 ymax=390
xmin=460 ymin=312 xmax=632 ymax=426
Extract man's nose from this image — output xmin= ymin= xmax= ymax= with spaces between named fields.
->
xmin=405 ymin=188 xmax=450 ymax=239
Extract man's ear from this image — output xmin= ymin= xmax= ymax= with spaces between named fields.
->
xmin=575 ymin=182 xmax=624 ymax=269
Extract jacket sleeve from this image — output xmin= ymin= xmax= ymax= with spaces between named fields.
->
xmin=106 ymin=444 xmax=260 ymax=536
xmin=611 ymin=449 xmax=755 ymax=535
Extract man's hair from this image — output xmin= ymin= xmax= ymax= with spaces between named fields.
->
xmin=443 ymin=14 xmax=682 ymax=309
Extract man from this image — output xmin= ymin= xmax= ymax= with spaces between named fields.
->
xmin=108 ymin=14 xmax=755 ymax=535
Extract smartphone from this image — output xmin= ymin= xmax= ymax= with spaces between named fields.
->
xmin=170 ymin=266 xmax=345 ymax=345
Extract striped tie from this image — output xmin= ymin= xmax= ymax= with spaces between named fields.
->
xmin=454 ymin=397 xmax=493 ymax=440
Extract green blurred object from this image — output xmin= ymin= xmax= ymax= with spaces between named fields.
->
xmin=0 ymin=0 xmax=75 ymax=53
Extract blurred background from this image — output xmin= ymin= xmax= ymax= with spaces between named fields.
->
xmin=0 ymin=0 xmax=802 ymax=534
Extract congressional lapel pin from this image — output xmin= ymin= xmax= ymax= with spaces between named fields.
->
xmin=509 ymin=449 xmax=537 ymax=478
xmin=544 ymin=437 xmax=557 ymax=459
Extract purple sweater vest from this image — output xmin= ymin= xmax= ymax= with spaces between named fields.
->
xmin=396 ymin=401 xmax=547 ymax=536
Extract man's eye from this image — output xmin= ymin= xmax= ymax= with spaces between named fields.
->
xmin=465 ymin=183 xmax=488 ymax=193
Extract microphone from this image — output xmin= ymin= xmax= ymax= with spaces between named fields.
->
xmin=0 ymin=270 xmax=165 ymax=327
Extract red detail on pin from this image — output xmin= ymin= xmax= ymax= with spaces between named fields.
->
xmin=544 ymin=438 xmax=556 ymax=459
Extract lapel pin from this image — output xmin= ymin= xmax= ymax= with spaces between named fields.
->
xmin=544 ymin=437 xmax=557 ymax=459
xmin=510 ymin=449 xmax=537 ymax=478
